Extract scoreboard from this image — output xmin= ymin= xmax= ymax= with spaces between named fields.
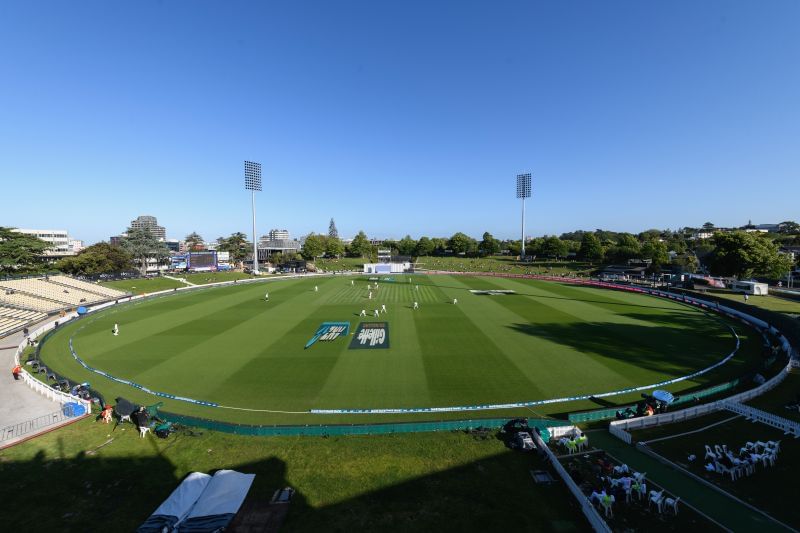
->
xmin=187 ymin=251 xmax=217 ymax=272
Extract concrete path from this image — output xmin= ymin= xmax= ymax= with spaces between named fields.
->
xmin=164 ymin=275 xmax=196 ymax=286
xmin=0 ymin=318 xmax=64 ymax=441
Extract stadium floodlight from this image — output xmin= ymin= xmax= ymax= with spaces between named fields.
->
xmin=516 ymin=173 xmax=532 ymax=258
xmin=244 ymin=161 xmax=262 ymax=275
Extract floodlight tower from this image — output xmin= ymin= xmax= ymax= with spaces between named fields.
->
xmin=244 ymin=161 xmax=262 ymax=275
xmin=516 ymin=173 xmax=532 ymax=258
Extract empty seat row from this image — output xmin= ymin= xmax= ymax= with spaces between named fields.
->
xmin=0 ymin=278 xmax=103 ymax=306
xmin=48 ymin=275 xmax=127 ymax=298
xmin=0 ymin=305 xmax=46 ymax=322
xmin=0 ymin=316 xmax=26 ymax=337
xmin=0 ymin=292 xmax=62 ymax=312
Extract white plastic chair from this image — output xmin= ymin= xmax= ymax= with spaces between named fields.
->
xmin=649 ymin=490 xmax=665 ymax=512
xmin=138 ymin=426 xmax=150 ymax=438
xmin=600 ymin=494 xmax=615 ymax=517
xmin=663 ymin=496 xmax=680 ymax=515
xmin=704 ymin=445 xmax=717 ymax=461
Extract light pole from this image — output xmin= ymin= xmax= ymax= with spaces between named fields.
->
xmin=244 ymin=161 xmax=262 ymax=275
xmin=516 ymin=173 xmax=532 ymax=259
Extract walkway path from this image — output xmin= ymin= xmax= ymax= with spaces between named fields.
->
xmin=164 ymin=275 xmax=196 ymax=286
xmin=591 ymin=430 xmax=792 ymax=532
xmin=0 ymin=317 xmax=65 ymax=445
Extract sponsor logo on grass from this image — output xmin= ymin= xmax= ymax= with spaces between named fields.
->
xmin=469 ymin=289 xmax=516 ymax=295
xmin=305 ymin=322 xmax=350 ymax=349
xmin=350 ymin=322 xmax=390 ymax=349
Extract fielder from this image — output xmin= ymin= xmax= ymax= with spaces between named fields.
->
xmin=360 ymin=309 xmax=366 ymax=316
xmin=314 ymin=285 xmax=318 ymax=292
xmin=380 ymin=304 xmax=387 ymax=313
xmin=264 ymin=292 xmax=269 ymax=301
xmin=413 ymin=301 xmax=419 ymax=310
xmin=112 ymin=323 xmax=119 ymax=336
xmin=368 ymin=291 xmax=373 ymax=299
xmin=373 ymin=309 xmax=379 ymax=317
xmin=453 ymin=298 xmax=458 ymax=305
xmin=351 ymin=280 xmax=354 ymax=286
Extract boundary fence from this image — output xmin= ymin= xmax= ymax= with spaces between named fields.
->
xmin=723 ymin=401 xmax=800 ymax=438
xmin=157 ymin=411 xmax=570 ymax=438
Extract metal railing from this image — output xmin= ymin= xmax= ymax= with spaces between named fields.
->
xmin=723 ymin=401 xmax=800 ymax=437
xmin=0 ymin=409 xmax=71 ymax=444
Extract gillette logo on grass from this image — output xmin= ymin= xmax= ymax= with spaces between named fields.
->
xmin=350 ymin=322 xmax=390 ymax=349
xmin=305 ymin=322 xmax=350 ymax=349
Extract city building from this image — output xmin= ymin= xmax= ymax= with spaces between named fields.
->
xmin=256 ymin=229 xmax=302 ymax=260
xmin=68 ymin=239 xmax=84 ymax=254
xmin=129 ymin=215 xmax=166 ymax=241
xmin=12 ymin=229 xmax=74 ymax=257
xmin=268 ymin=229 xmax=290 ymax=241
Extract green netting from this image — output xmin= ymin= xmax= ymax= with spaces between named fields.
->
xmin=567 ymin=378 xmax=742 ymax=423
xmin=158 ymin=411 xmax=566 ymax=441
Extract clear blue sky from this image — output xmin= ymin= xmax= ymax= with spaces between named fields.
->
xmin=1 ymin=1 xmax=798 ymax=244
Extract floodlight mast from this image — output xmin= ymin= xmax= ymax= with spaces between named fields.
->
xmin=244 ymin=161 xmax=263 ymax=275
xmin=516 ymin=173 xmax=532 ymax=259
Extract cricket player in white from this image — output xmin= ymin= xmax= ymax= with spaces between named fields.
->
xmin=360 ymin=309 xmax=366 ymax=316
xmin=453 ymin=298 xmax=458 ymax=305
xmin=373 ymin=309 xmax=379 ymax=317
xmin=380 ymin=304 xmax=387 ymax=313
xmin=413 ymin=301 xmax=419 ymax=309
xmin=351 ymin=280 xmax=354 ymax=286
xmin=113 ymin=323 xmax=119 ymax=336
xmin=314 ymin=285 xmax=318 ymax=292
xmin=265 ymin=292 xmax=269 ymax=301
xmin=368 ymin=291 xmax=373 ymax=299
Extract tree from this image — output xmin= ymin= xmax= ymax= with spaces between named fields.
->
xmin=415 ymin=236 xmax=434 ymax=257
xmin=702 ymin=222 xmax=715 ymax=231
xmin=349 ymin=231 xmax=372 ymax=258
xmin=578 ymin=233 xmax=604 ymax=263
xmin=184 ymin=232 xmax=204 ymax=251
xmin=430 ymin=237 xmax=448 ymax=256
xmin=55 ymin=242 xmax=133 ymax=276
xmin=218 ymin=232 xmax=249 ymax=265
xmin=122 ymin=228 xmax=170 ymax=275
xmin=301 ymin=233 xmax=327 ymax=260
xmin=396 ymin=235 xmax=417 ymax=256
xmin=328 ymin=218 xmax=339 ymax=239
xmin=540 ymin=236 xmax=568 ymax=258
xmin=478 ymin=232 xmax=501 ymax=256
xmin=325 ymin=236 xmax=345 ymax=258
xmin=641 ymin=239 xmax=669 ymax=266
xmin=779 ymin=221 xmax=800 ymax=234
xmin=0 ymin=227 xmax=51 ymax=274
xmin=448 ymin=232 xmax=477 ymax=255
xmin=506 ymin=240 xmax=521 ymax=256
xmin=707 ymin=231 xmax=794 ymax=279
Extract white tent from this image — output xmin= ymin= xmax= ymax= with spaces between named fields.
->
xmin=176 ymin=470 xmax=255 ymax=532
xmin=137 ymin=472 xmax=211 ymax=533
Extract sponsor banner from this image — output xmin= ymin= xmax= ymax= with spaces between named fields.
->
xmin=305 ymin=321 xmax=350 ymax=349
xmin=469 ymin=289 xmax=516 ymax=296
xmin=350 ymin=322 xmax=390 ymax=349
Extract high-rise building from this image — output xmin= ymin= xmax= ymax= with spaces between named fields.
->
xmin=12 ymin=228 xmax=74 ymax=256
xmin=268 ymin=229 xmax=290 ymax=241
xmin=129 ymin=215 xmax=166 ymax=241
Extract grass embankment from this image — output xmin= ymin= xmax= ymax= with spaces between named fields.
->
xmin=416 ymin=256 xmax=594 ymax=276
xmin=0 ymin=417 xmax=589 ymax=532
xmin=705 ymin=290 xmax=800 ymax=317
xmin=100 ymin=277 xmax=185 ymax=294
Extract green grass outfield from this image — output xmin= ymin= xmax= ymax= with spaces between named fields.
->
xmin=0 ymin=416 xmax=589 ymax=532
xmin=39 ymin=275 xmax=764 ymax=425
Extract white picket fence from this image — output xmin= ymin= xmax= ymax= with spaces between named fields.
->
xmin=14 ymin=314 xmax=92 ymax=415
xmin=724 ymin=402 xmax=800 ymax=438
xmin=609 ymin=361 xmax=793 ymax=443
xmin=531 ymin=427 xmax=611 ymax=533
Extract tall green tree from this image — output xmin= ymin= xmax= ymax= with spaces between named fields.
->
xmin=0 ymin=227 xmax=51 ymax=274
xmin=478 ymin=232 xmax=501 ymax=256
xmin=578 ymin=233 xmax=604 ymax=263
xmin=325 ymin=236 xmax=345 ymax=258
xmin=779 ymin=221 xmax=800 ymax=234
xmin=122 ymin=228 xmax=170 ymax=275
xmin=55 ymin=242 xmax=133 ymax=276
xmin=349 ymin=231 xmax=372 ymax=258
xmin=218 ymin=232 xmax=249 ymax=265
xmin=708 ymin=231 xmax=794 ymax=278
xmin=540 ymin=236 xmax=568 ymax=258
xmin=328 ymin=218 xmax=339 ymax=239
xmin=448 ymin=232 xmax=477 ymax=255
xmin=415 ymin=236 xmax=434 ymax=257
xmin=301 ymin=233 xmax=327 ymax=260
xmin=396 ymin=235 xmax=417 ymax=256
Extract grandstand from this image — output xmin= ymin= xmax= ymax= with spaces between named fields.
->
xmin=0 ymin=276 xmax=127 ymax=337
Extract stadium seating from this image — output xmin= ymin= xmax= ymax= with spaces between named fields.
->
xmin=0 ymin=305 xmax=47 ymax=322
xmin=48 ymin=275 xmax=128 ymax=299
xmin=0 ymin=278 xmax=104 ymax=306
xmin=0 ymin=316 xmax=27 ymax=337
xmin=0 ymin=291 xmax=60 ymax=312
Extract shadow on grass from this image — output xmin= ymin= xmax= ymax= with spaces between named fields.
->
xmin=0 ymin=433 xmax=589 ymax=533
